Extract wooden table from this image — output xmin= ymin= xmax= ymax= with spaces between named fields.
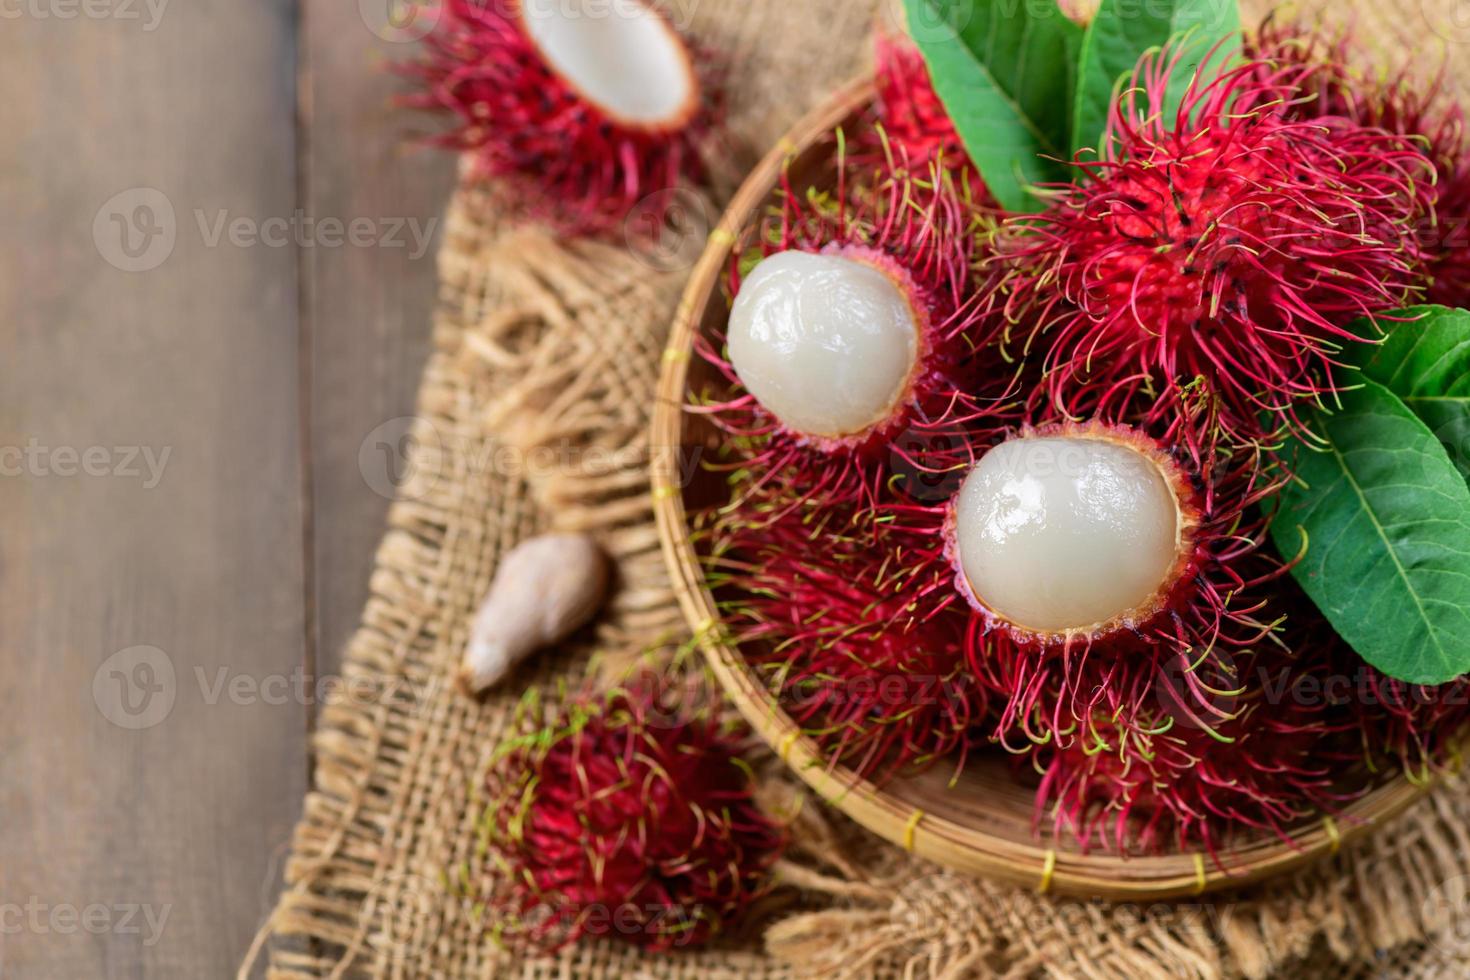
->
xmin=0 ymin=2 xmax=455 ymax=974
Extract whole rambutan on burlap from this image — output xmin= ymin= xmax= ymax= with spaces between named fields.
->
xmin=243 ymin=1 xmax=1470 ymax=976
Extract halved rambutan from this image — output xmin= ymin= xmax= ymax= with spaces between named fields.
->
xmin=403 ymin=0 xmax=713 ymax=234
xmin=481 ymin=681 xmax=783 ymax=950
xmin=695 ymin=151 xmax=1010 ymax=512
xmin=993 ymin=47 xmax=1435 ymax=437
xmin=710 ymin=493 xmax=988 ymax=784
xmin=948 ymin=421 xmax=1203 ymax=645
xmin=879 ymin=393 xmax=1292 ymax=749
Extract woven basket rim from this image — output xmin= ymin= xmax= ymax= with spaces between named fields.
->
xmin=649 ymin=75 xmax=1438 ymax=900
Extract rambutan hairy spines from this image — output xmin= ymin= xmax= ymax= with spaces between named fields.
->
xmin=993 ymin=46 xmax=1436 ymax=439
xmin=1247 ymin=16 xmax=1470 ymax=307
xmin=403 ymin=0 xmax=715 ymax=235
xmin=481 ymin=681 xmax=783 ymax=951
xmin=1033 ymin=678 xmax=1356 ymax=859
xmin=712 ymin=495 xmax=988 ymax=784
xmin=873 ymin=25 xmax=976 ymax=185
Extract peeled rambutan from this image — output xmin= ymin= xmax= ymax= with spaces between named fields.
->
xmin=481 ymin=681 xmax=784 ymax=950
xmin=695 ymin=150 xmax=1010 ymax=513
xmin=879 ymin=393 xmax=1292 ymax=751
xmin=710 ymin=494 xmax=988 ymax=784
xmin=993 ymin=46 xmax=1435 ymax=437
xmin=403 ymin=0 xmax=713 ymax=234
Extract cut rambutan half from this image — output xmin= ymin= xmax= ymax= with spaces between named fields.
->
xmin=878 ymin=395 xmax=1293 ymax=748
xmin=711 ymin=495 xmax=988 ymax=784
xmin=948 ymin=421 xmax=1201 ymax=643
xmin=993 ymin=46 xmax=1435 ymax=437
xmin=403 ymin=0 xmax=711 ymax=234
xmin=696 ymin=153 xmax=1011 ymax=512
xmin=481 ymin=680 xmax=784 ymax=951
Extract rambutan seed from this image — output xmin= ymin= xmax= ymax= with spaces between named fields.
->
xmin=726 ymin=247 xmax=924 ymax=442
xmin=948 ymin=423 xmax=1198 ymax=638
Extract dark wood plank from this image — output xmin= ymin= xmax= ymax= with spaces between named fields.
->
xmin=0 ymin=2 xmax=307 ymax=975
xmin=298 ymin=0 xmax=457 ymax=683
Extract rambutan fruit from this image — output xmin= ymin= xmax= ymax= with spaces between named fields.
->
xmin=877 ymin=395 xmax=1292 ymax=752
xmin=1031 ymin=648 xmax=1361 ymax=859
xmin=481 ymin=681 xmax=784 ymax=951
xmin=1356 ymin=671 xmax=1470 ymax=783
xmin=1245 ymin=17 xmax=1470 ymax=307
xmin=404 ymin=0 xmax=712 ymax=234
xmin=711 ymin=496 xmax=988 ymax=784
xmin=696 ymin=151 xmax=1010 ymax=512
xmin=948 ymin=422 xmax=1200 ymax=643
xmin=1275 ymin=589 xmax=1470 ymax=785
xmin=993 ymin=47 xmax=1436 ymax=438
xmin=946 ymin=404 xmax=1286 ymax=653
xmin=873 ymin=22 xmax=972 ymax=181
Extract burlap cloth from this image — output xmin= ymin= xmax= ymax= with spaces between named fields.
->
xmin=242 ymin=1 xmax=1470 ymax=977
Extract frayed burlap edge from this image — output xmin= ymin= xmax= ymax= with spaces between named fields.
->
xmin=243 ymin=1 xmax=1470 ymax=977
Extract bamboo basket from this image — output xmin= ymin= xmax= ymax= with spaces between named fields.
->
xmin=650 ymin=77 xmax=1439 ymax=900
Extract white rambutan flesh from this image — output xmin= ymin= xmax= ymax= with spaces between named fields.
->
xmin=519 ymin=0 xmax=696 ymax=128
xmin=951 ymin=430 xmax=1187 ymax=635
xmin=727 ymin=250 xmax=920 ymax=441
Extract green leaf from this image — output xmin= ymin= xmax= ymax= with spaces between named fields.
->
xmin=904 ymin=0 xmax=1082 ymax=212
xmin=1273 ymin=380 xmax=1470 ymax=686
xmin=1349 ymin=306 xmax=1470 ymax=484
xmin=1071 ymin=0 xmax=1241 ymax=156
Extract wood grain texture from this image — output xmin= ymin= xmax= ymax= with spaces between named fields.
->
xmin=0 ymin=2 xmax=307 ymax=976
xmin=298 ymin=0 xmax=456 ymax=684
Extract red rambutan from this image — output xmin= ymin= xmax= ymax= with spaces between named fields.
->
xmin=1275 ymin=588 xmax=1470 ymax=784
xmin=873 ymin=23 xmax=973 ymax=182
xmin=1246 ymin=17 xmax=1470 ymax=307
xmin=695 ymin=150 xmax=1011 ymax=513
xmin=993 ymin=46 xmax=1436 ymax=438
xmin=1031 ymin=647 xmax=1361 ymax=859
xmin=710 ymin=497 xmax=988 ymax=784
xmin=481 ymin=681 xmax=784 ymax=950
xmin=1356 ymin=672 xmax=1470 ymax=783
xmin=403 ymin=0 xmax=713 ymax=234
xmin=877 ymin=393 xmax=1293 ymax=754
